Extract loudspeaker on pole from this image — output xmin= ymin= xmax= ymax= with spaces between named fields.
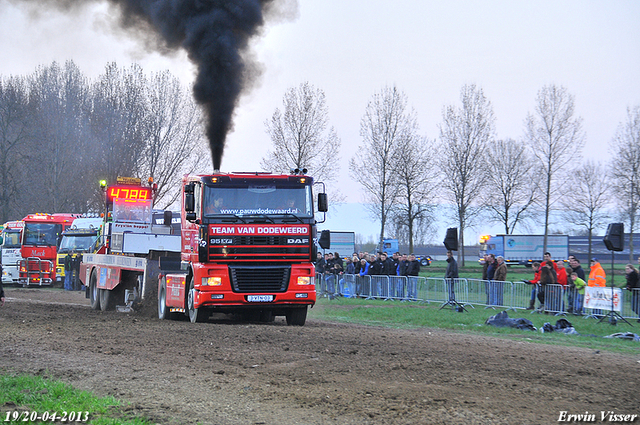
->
xmin=444 ymin=227 xmax=458 ymax=251
xmin=318 ymin=230 xmax=331 ymax=250
xmin=603 ymin=223 xmax=624 ymax=252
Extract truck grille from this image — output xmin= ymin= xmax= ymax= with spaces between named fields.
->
xmin=229 ymin=265 xmax=290 ymax=293
xmin=209 ymin=236 xmax=310 ymax=262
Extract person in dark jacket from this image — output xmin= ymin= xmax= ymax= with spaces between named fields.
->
xmin=567 ymin=256 xmax=585 ymax=313
xmin=625 ymin=264 xmax=640 ymax=320
xmin=368 ymin=252 xmax=383 ymax=275
xmin=405 ymin=254 xmax=421 ymax=300
xmin=397 ymin=254 xmax=408 ymax=276
xmin=445 ymin=251 xmax=458 ymax=301
xmin=381 ymin=252 xmax=395 ymax=275
xmin=485 ymin=254 xmax=496 ymax=305
xmin=537 ymin=263 xmax=556 ymax=311
xmin=395 ymin=254 xmax=408 ymax=298
xmin=315 ymin=252 xmax=325 ymax=273
xmin=490 ymin=255 xmax=507 ymax=306
xmin=333 ymin=252 xmax=344 ymax=270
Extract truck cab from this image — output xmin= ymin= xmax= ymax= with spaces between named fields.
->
xmin=56 ymin=217 xmax=104 ymax=287
xmin=19 ymin=213 xmax=79 ymax=286
xmin=159 ymin=172 xmax=327 ymax=325
xmin=1 ymin=221 xmax=24 ymax=285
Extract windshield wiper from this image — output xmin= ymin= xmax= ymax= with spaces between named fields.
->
xmin=219 ymin=214 xmax=248 ymax=223
xmin=248 ymin=214 xmax=275 ymax=224
xmin=281 ymin=213 xmax=304 ymax=223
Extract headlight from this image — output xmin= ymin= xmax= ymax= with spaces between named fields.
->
xmin=202 ymin=277 xmax=222 ymax=286
xmin=297 ymin=276 xmax=314 ymax=286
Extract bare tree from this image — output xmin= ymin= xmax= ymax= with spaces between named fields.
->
xmin=561 ymin=161 xmax=609 ymax=262
xmin=0 ymin=61 xmax=217 ymax=218
xmin=350 ymin=86 xmax=413 ymax=250
xmin=484 ymin=138 xmax=538 ymax=234
xmin=609 ymin=105 xmax=640 ymax=262
xmin=438 ymin=84 xmax=495 ymax=265
xmin=261 ymin=82 xmax=341 ymax=201
xmin=391 ymin=136 xmax=438 ymax=252
xmin=140 ymin=70 xmax=208 ymax=209
xmin=24 ymin=61 xmax=92 ymax=213
xmin=524 ymin=84 xmax=585 ymax=252
xmin=89 ymin=63 xmax=148 ymax=192
xmin=0 ymin=75 xmax=30 ymax=222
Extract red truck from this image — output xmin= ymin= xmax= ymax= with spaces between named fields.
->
xmin=19 ymin=213 xmax=80 ymax=286
xmin=158 ymin=172 xmax=327 ymax=325
xmin=79 ymin=177 xmax=180 ymax=312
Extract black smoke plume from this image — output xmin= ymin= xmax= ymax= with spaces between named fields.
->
xmin=108 ymin=0 xmax=276 ymax=170
xmin=11 ymin=0 xmax=290 ymax=170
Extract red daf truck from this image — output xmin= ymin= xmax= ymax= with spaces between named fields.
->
xmin=158 ymin=172 xmax=327 ymax=325
xmin=19 ymin=213 xmax=80 ymax=286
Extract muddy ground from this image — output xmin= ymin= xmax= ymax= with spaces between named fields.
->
xmin=1 ymin=287 xmax=639 ymax=425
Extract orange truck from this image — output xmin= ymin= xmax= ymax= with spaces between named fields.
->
xmin=158 ymin=172 xmax=327 ymax=325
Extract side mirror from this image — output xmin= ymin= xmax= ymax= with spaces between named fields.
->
xmin=163 ymin=210 xmax=172 ymax=226
xmin=317 ymin=193 xmax=328 ymax=212
xmin=184 ymin=183 xmax=195 ymax=213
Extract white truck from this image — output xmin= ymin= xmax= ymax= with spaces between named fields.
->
xmin=479 ymin=234 xmax=569 ymax=266
xmin=1 ymin=221 xmax=24 ymax=285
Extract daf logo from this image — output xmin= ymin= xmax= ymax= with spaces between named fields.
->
xmin=287 ymin=238 xmax=308 ymax=244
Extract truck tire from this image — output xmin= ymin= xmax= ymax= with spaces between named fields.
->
xmin=187 ymin=278 xmax=209 ymax=323
xmin=158 ymin=278 xmax=175 ymax=320
xmin=99 ymin=288 xmax=115 ymax=311
xmin=260 ymin=309 xmax=275 ymax=323
xmin=285 ymin=306 xmax=307 ymax=326
xmin=89 ymin=270 xmax=100 ymax=310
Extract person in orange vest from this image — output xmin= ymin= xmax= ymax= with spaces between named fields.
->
xmin=588 ymin=258 xmax=606 ymax=287
xmin=588 ymin=258 xmax=606 ymax=317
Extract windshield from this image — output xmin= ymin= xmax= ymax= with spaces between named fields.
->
xmin=23 ymin=223 xmax=63 ymax=247
xmin=1 ymin=230 xmax=21 ymax=248
xmin=59 ymin=235 xmax=98 ymax=253
xmin=112 ymin=198 xmax=153 ymax=224
xmin=203 ymin=184 xmax=313 ymax=217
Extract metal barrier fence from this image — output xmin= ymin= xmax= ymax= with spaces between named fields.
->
xmin=316 ymin=273 xmax=640 ymax=321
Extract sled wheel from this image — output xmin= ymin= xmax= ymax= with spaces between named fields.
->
xmin=89 ymin=270 xmax=100 ymax=310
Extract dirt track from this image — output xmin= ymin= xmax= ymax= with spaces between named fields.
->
xmin=1 ymin=287 xmax=639 ymax=425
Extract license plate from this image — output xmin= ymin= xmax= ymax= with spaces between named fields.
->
xmin=247 ymin=295 xmax=274 ymax=302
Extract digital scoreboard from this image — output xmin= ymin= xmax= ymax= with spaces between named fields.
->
xmin=106 ymin=186 xmax=152 ymax=202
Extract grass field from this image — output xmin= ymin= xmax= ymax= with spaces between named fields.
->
xmin=0 ymin=374 xmax=151 ymax=425
xmin=309 ymin=296 xmax=640 ymax=355
xmin=2 ymin=262 xmax=638 ymax=423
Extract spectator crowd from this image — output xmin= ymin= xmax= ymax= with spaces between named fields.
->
xmin=315 ymin=249 xmax=640 ymax=321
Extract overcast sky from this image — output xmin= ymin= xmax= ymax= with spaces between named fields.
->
xmin=1 ymin=0 xmax=639 ymax=243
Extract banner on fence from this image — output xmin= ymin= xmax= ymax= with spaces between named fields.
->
xmin=584 ymin=286 xmax=622 ymax=311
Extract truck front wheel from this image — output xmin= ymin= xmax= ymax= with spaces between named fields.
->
xmin=285 ymin=306 xmax=307 ymax=326
xmin=187 ymin=278 xmax=209 ymax=323
xmin=158 ymin=278 xmax=175 ymax=320
xmin=89 ymin=270 xmax=100 ymax=310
